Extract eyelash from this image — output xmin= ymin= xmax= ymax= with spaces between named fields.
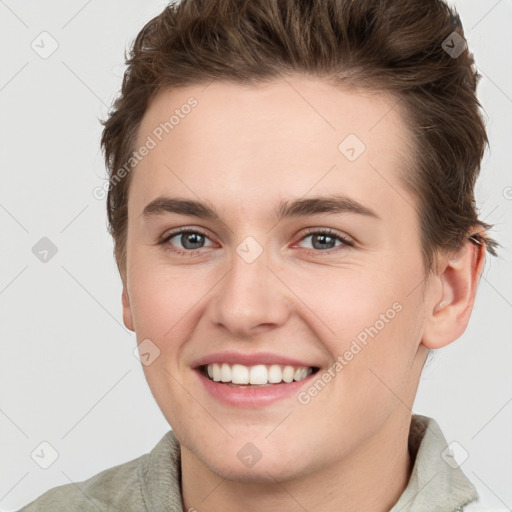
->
xmin=159 ymin=227 xmax=354 ymax=257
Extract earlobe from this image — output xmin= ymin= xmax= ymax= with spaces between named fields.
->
xmin=422 ymin=236 xmax=486 ymax=350
xmin=122 ymin=286 xmax=135 ymax=332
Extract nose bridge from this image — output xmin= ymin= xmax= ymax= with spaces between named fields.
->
xmin=212 ymin=234 xmax=289 ymax=335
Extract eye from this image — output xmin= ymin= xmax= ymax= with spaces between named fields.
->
xmin=159 ymin=227 xmax=354 ymax=257
xmin=294 ymin=228 xmax=354 ymax=253
xmin=160 ymin=228 xmax=215 ymax=255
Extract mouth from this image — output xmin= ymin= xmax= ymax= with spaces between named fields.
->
xmin=198 ymin=363 xmax=320 ymax=387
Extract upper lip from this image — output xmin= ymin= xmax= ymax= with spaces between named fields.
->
xmin=191 ymin=351 xmax=320 ymax=369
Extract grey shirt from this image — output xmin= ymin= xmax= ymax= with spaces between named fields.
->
xmin=18 ymin=414 xmax=480 ymax=511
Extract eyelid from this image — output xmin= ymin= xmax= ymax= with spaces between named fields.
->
xmin=159 ymin=226 xmax=211 ymax=243
xmin=293 ymin=227 xmax=354 ymax=252
xmin=298 ymin=227 xmax=354 ymax=244
xmin=159 ymin=227 xmax=216 ymax=251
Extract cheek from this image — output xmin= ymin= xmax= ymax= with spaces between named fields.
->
xmin=289 ymin=264 xmax=402 ymax=343
xmin=127 ymin=252 xmax=193 ymax=334
xmin=295 ymin=264 xmax=424 ymax=390
xmin=131 ymin=286 xmax=191 ymax=350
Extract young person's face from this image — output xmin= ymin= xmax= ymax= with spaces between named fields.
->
xmin=123 ymin=76 xmax=438 ymax=481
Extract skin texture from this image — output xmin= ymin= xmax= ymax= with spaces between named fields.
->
xmin=121 ymin=75 xmax=486 ymax=512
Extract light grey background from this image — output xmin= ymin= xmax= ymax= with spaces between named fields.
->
xmin=1 ymin=1 xmax=511 ymax=511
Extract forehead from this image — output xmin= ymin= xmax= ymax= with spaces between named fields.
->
xmin=131 ymin=76 xmax=415 ymax=220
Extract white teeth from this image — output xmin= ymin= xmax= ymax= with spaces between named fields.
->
xmin=268 ymin=364 xmax=282 ymax=383
xmin=232 ymin=364 xmax=249 ymax=384
xmin=294 ymin=367 xmax=305 ymax=381
xmin=249 ymin=365 xmax=267 ymax=385
xmin=220 ymin=363 xmax=231 ymax=382
xmin=204 ymin=363 xmax=314 ymax=385
xmin=282 ymin=366 xmax=294 ymax=383
xmin=212 ymin=363 xmax=222 ymax=382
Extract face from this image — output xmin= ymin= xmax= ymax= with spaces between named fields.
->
xmin=122 ymin=75 xmax=433 ymax=482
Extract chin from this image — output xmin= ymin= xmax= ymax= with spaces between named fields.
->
xmin=209 ymin=458 xmax=306 ymax=484
xmin=198 ymin=442 xmax=313 ymax=484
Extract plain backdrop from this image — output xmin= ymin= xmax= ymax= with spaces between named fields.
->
xmin=1 ymin=0 xmax=511 ymax=510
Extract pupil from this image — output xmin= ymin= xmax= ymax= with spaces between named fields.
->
xmin=313 ymin=234 xmax=335 ymax=250
xmin=182 ymin=232 xmax=204 ymax=249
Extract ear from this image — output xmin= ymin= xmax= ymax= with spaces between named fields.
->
xmin=422 ymin=234 xmax=486 ymax=350
xmin=122 ymin=285 xmax=135 ymax=332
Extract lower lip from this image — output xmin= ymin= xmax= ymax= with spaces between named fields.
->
xmin=195 ymin=368 xmax=317 ymax=408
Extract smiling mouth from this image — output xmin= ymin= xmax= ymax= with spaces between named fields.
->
xmin=199 ymin=363 xmax=320 ymax=387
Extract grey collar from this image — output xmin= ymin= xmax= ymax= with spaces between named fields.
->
xmin=390 ymin=414 xmax=479 ymax=512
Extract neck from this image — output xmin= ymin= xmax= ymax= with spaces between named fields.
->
xmin=180 ymin=410 xmax=413 ymax=512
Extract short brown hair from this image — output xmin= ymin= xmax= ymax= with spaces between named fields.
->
xmin=100 ymin=0 xmax=499 ymax=281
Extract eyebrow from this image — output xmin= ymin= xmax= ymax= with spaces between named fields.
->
xmin=142 ymin=194 xmax=381 ymax=221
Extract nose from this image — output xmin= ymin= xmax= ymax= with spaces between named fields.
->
xmin=208 ymin=241 xmax=291 ymax=338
